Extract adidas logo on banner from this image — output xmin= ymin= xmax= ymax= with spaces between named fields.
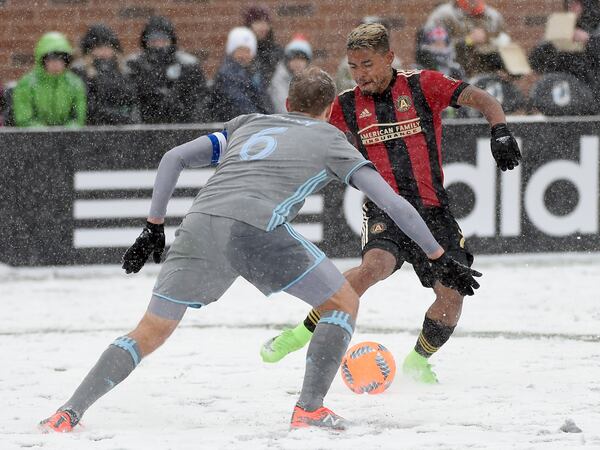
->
xmin=359 ymin=108 xmax=372 ymax=118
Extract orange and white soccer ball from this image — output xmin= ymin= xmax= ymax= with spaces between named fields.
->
xmin=340 ymin=341 xmax=396 ymax=394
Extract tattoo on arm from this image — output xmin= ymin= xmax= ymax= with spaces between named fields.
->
xmin=457 ymin=84 xmax=506 ymax=125
xmin=457 ymin=85 xmax=476 ymax=107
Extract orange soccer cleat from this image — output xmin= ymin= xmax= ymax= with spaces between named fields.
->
xmin=38 ymin=410 xmax=79 ymax=433
xmin=290 ymin=405 xmax=348 ymax=430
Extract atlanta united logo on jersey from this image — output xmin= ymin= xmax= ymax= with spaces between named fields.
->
xmin=396 ymin=95 xmax=412 ymax=112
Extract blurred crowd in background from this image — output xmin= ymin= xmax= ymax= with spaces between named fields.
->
xmin=0 ymin=0 xmax=599 ymax=128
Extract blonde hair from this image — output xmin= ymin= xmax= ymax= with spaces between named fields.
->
xmin=346 ymin=23 xmax=390 ymax=53
xmin=288 ymin=66 xmax=336 ymax=116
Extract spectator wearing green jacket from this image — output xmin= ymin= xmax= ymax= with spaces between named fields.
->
xmin=13 ymin=32 xmax=86 ymax=127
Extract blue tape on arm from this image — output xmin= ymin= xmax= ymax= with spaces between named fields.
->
xmin=207 ymin=131 xmax=228 ymax=166
xmin=207 ymin=134 xmax=221 ymax=166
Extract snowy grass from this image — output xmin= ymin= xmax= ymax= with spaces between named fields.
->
xmin=1 ymin=255 xmax=599 ymax=449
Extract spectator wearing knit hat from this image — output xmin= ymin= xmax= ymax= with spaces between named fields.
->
xmin=415 ymin=25 xmax=465 ymax=80
xmin=126 ymin=16 xmax=209 ymax=123
xmin=209 ymin=26 xmax=272 ymax=121
xmin=244 ymin=5 xmax=283 ymax=88
xmin=268 ymin=35 xmax=312 ymax=113
xmin=72 ymin=24 xmax=138 ymax=125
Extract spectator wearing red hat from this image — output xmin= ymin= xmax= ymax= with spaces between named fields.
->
xmin=244 ymin=5 xmax=283 ymax=88
xmin=425 ymin=0 xmax=510 ymax=76
xmin=268 ymin=35 xmax=312 ymax=113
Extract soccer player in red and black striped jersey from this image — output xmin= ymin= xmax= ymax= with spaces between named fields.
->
xmin=261 ymin=23 xmax=521 ymax=383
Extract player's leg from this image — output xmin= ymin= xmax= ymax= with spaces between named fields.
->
xmin=418 ymin=281 xmax=464 ymax=354
xmin=402 ymin=284 xmax=463 ymax=384
xmin=291 ymin=280 xmax=358 ymax=430
xmin=40 ymin=213 xmax=236 ymax=432
xmin=260 ymin=202 xmax=399 ymax=363
xmin=260 ymin=248 xmax=395 ymax=363
xmin=39 ymin=305 xmax=185 ymax=433
xmin=228 ymin=220 xmax=358 ymax=429
xmin=403 ymin=208 xmax=473 ymax=383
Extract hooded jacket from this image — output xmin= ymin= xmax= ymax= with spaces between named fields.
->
xmin=126 ymin=16 xmax=209 ymax=124
xmin=13 ymin=32 xmax=86 ymax=127
xmin=71 ymin=25 xmax=138 ymax=125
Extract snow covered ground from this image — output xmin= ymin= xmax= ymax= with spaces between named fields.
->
xmin=1 ymin=254 xmax=599 ymax=449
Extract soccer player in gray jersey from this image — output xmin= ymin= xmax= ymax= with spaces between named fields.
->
xmin=40 ymin=67 xmax=480 ymax=433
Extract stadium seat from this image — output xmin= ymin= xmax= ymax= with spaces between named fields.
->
xmin=458 ymin=74 xmax=525 ymax=118
xmin=530 ymin=72 xmax=599 ymax=116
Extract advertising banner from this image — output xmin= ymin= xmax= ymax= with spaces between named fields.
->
xmin=1 ymin=118 xmax=598 ymax=266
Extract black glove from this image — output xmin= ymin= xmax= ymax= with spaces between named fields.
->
xmin=122 ymin=221 xmax=165 ymax=274
xmin=429 ymin=253 xmax=482 ymax=296
xmin=491 ymin=123 xmax=521 ymax=171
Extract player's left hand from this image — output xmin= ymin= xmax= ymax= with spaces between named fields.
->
xmin=491 ymin=123 xmax=521 ymax=171
xmin=122 ymin=222 xmax=165 ymax=274
xmin=429 ymin=253 xmax=482 ymax=296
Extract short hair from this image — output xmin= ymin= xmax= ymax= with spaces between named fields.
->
xmin=346 ymin=23 xmax=390 ymax=53
xmin=287 ymin=67 xmax=336 ymax=116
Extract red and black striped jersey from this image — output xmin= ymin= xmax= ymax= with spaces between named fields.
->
xmin=329 ymin=69 xmax=467 ymax=209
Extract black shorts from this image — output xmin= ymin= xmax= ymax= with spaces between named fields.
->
xmin=361 ymin=201 xmax=474 ymax=288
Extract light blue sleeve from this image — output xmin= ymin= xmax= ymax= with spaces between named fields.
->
xmin=148 ymin=133 xmax=227 ymax=219
xmin=325 ymin=131 xmax=373 ymax=184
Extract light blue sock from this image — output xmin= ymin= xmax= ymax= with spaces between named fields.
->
xmin=61 ymin=336 xmax=141 ymax=421
xmin=297 ymin=310 xmax=355 ymax=411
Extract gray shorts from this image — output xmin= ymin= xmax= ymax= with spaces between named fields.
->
xmin=150 ymin=213 xmax=345 ymax=319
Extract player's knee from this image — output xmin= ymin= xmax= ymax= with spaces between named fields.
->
xmin=318 ymin=281 xmax=359 ymax=319
xmin=360 ymin=249 xmax=396 ymax=282
xmin=435 ymin=282 xmax=465 ymax=305
xmin=128 ymin=312 xmax=179 ymax=357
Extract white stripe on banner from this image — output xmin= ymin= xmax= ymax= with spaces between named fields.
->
xmin=291 ymin=195 xmax=323 ymax=214
xmin=74 ymin=169 xmax=215 ymax=190
xmin=73 ymin=223 xmax=323 ymax=248
xmin=73 ymin=195 xmax=322 ymax=219
xmin=74 ymin=227 xmax=179 ymax=248
xmin=74 ymin=198 xmax=196 ymax=219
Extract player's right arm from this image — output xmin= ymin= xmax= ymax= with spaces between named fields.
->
xmin=122 ymin=131 xmax=227 ymax=274
xmin=147 ymin=132 xmax=227 ymax=224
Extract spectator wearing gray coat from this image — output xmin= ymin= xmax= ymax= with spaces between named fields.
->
xmin=268 ymin=35 xmax=312 ymax=113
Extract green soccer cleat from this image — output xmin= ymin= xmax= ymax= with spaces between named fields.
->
xmin=402 ymin=350 xmax=439 ymax=384
xmin=260 ymin=323 xmax=313 ymax=363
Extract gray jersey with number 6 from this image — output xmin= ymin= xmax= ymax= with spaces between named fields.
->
xmin=190 ymin=112 xmax=371 ymax=231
